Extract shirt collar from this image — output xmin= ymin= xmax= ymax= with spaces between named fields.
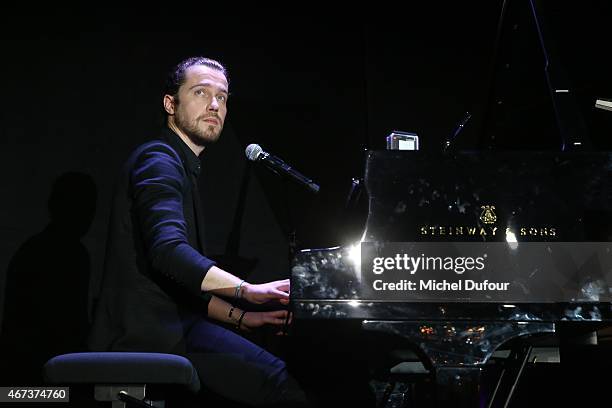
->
xmin=161 ymin=127 xmax=202 ymax=177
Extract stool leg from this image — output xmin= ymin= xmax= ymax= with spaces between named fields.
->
xmin=118 ymin=391 xmax=153 ymax=407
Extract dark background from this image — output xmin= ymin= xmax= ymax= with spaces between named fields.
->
xmin=0 ymin=0 xmax=610 ymax=390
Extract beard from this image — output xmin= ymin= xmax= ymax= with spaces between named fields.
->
xmin=174 ymin=108 xmax=223 ymax=147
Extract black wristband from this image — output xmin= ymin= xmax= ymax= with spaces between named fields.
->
xmin=237 ymin=310 xmax=247 ymax=329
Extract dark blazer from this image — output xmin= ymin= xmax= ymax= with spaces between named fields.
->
xmin=89 ymin=127 xmax=215 ymax=353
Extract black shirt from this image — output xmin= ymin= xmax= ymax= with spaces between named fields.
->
xmin=89 ymin=127 xmax=215 ymax=353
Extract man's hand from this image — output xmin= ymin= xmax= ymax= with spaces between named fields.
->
xmin=240 ymin=310 xmax=291 ymax=334
xmin=242 ymin=279 xmax=290 ymax=305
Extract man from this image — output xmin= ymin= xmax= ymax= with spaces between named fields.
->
xmin=89 ymin=57 xmax=307 ymax=407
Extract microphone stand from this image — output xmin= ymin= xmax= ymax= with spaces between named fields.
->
xmin=279 ymin=176 xmax=298 ymax=338
xmin=280 ymin=177 xmax=298 ymax=262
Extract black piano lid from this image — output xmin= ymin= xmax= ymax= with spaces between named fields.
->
xmin=363 ymin=150 xmax=612 ymax=243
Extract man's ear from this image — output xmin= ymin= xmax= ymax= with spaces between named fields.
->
xmin=163 ymin=94 xmax=176 ymax=115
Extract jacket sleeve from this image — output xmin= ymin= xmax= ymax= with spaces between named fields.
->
xmin=130 ymin=142 xmax=215 ymax=297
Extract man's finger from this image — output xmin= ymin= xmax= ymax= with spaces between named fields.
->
xmin=270 ymin=289 xmax=289 ymax=299
xmin=267 ymin=310 xmax=288 ymax=319
xmin=274 ymin=279 xmax=290 ymax=291
xmin=265 ymin=316 xmax=286 ymax=325
xmin=276 ymin=282 xmax=290 ymax=292
xmin=267 ymin=310 xmax=287 ymax=317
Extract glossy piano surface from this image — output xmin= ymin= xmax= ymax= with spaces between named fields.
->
xmin=292 ymin=244 xmax=612 ymax=321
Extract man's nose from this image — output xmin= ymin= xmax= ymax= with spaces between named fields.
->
xmin=209 ymin=97 xmax=220 ymax=111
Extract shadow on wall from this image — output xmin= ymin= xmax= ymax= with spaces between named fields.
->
xmin=0 ymin=171 xmax=96 ymax=384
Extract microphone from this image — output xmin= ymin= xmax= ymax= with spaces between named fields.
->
xmin=245 ymin=144 xmax=320 ymax=194
xmin=443 ymin=111 xmax=472 ymax=153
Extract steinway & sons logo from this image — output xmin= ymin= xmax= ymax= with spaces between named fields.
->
xmin=420 ymin=205 xmax=557 ymax=238
xmin=479 ymin=205 xmax=497 ymax=224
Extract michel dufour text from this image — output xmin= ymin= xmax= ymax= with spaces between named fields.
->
xmin=370 ymin=253 xmax=510 ymax=292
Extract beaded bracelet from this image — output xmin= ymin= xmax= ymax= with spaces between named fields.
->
xmin=237 ymin=310 xmax=247 ymax=329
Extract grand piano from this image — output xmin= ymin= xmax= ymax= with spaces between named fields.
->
xmin=290 ymin=150 xmax=612 ymax=407
xmin=288 ymin=2 xmax=612 ymax=406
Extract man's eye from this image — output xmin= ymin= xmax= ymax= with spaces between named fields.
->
xmin=216 ymin=95 xmax=227 ymax=102
xmin=195 ymin=89 xmax=207 ymax=96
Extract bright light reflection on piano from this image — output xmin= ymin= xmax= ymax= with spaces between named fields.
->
xmin=347 ymin=242 xmax=361 ymax=268
xmin=505 ymin=229 xmax=519 ymax=250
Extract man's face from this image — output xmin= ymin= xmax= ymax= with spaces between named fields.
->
xmin=167 ymin=65 xmax=229 ymax=146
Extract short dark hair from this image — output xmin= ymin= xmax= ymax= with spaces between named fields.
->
xmin=164 ymin=56 xmax=229 ymax=98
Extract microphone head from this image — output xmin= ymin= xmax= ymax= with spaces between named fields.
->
xmin=245 ymin=144 xmax=263 ymax=161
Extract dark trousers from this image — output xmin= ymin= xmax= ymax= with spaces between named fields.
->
xmin=183 ymin=319 xmax=309 ymax=407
